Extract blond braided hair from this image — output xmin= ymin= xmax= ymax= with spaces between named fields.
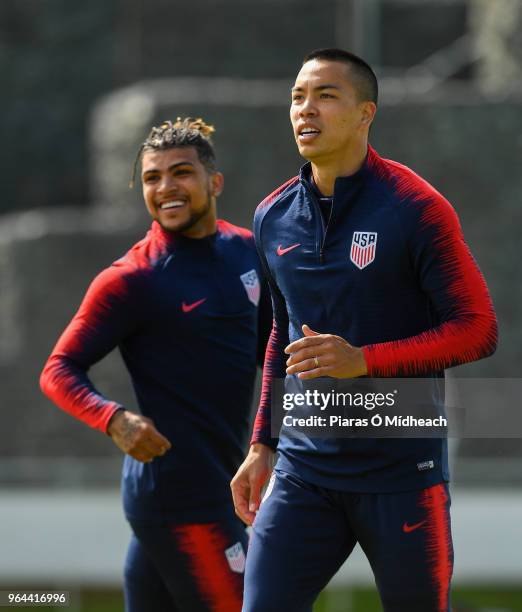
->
xmin=130 ymin=117 xmax=217 ymax=188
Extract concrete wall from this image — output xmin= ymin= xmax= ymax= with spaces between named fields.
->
xmin=1 ymin=488 xmax=520 ymax=586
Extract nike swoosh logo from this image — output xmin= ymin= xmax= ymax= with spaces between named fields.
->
xmin=277 ymin=243 xmax=301 ymax=256
xmin=181 ymin=298 xmax=207 ymax=313
xmin=402 ymin=520 xmax=426 ymax=533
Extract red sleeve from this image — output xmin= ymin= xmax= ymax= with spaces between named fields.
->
xmin=256 ymin=276 xmax=274 ymax=368
xmin=250 ymin=258 xmax=288 ymax=450
xmin=362 ymin=194 xmax=498 ymax=376
xmin=40 ymin=264 xmax=142 ymax=433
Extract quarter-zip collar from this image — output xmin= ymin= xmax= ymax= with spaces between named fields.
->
xmin=298 ymin=145 xmax=378 ymax=220
xmin=151 ymin=220 xmax=219 ymax=252
xmin=297 ymin=146 xmax=378 ymax=261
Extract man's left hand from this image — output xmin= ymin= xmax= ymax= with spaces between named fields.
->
xmin=285 ymin=324 xmax=367 ymax=379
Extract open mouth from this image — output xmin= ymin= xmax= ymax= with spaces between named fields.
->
xmin=298 ymin=127 xmax=321 ymax=141
xmin=159 ymin=200 xmax=186 ymax=210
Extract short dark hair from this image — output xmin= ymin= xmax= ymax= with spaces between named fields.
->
xmin=302 ymin=48 xmax=378 ymax=105
xmin=130 ymin=117 xmax=217 ymax=187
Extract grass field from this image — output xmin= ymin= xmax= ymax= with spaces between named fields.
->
xmin=7 ymin=586 xmax=522 ymax=611
xmin=316 ymin=586 xmax=522 ymax=611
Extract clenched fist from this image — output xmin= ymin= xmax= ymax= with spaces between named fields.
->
xmin=107 ymin=410 xmax=171 ymax=463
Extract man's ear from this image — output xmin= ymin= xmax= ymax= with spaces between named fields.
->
xmin=211 ymin=172 xmax=224 ymax=197
xmin=360 ymin=101 xmax=377 ymax=127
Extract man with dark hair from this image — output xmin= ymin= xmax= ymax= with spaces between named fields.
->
xmin=231 ymin=49 xmax=497 ymax=611
xmin=302 ymin=47 xmax=379 ymax=104
xmin=40 ymin=118 xmax=271 ymax=612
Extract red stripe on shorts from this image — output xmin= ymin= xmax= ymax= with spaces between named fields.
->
xmin=172 ymin=523 xmax=242 ymax=612
xmin=418 ymin=484 xmax=453 ymax=611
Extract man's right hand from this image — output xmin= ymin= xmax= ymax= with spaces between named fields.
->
xmin=107 ymin=410 xmax=171 ymax=463
xmin=231 ymin=443 xmax=275 ymax=525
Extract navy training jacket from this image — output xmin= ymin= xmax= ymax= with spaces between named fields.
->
xmin=41 ymin=220 xmax=272 ymax=523
xmin=252 ymin=145 xmax=497 ymax=493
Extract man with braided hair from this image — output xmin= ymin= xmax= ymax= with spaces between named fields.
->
xmin=40 ymin=118 xmax=272 ymax=612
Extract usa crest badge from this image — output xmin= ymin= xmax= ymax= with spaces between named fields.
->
xmin=225 ymin=542 xmax=246 ymax=574
xmin=240 ymin=269 xmax=260 ymax=306
xmin=350 ymin=231 xmax=378 ymax=270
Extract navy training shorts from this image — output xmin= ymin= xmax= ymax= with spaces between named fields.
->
xmin=243 ymin=470 xmax=453 ymax=612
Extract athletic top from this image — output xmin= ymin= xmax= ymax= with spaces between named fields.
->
xmin=40 ymin=220 xmax=271 ymax=523
xmin=252 ymin=145 xmax=497 ymax=493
